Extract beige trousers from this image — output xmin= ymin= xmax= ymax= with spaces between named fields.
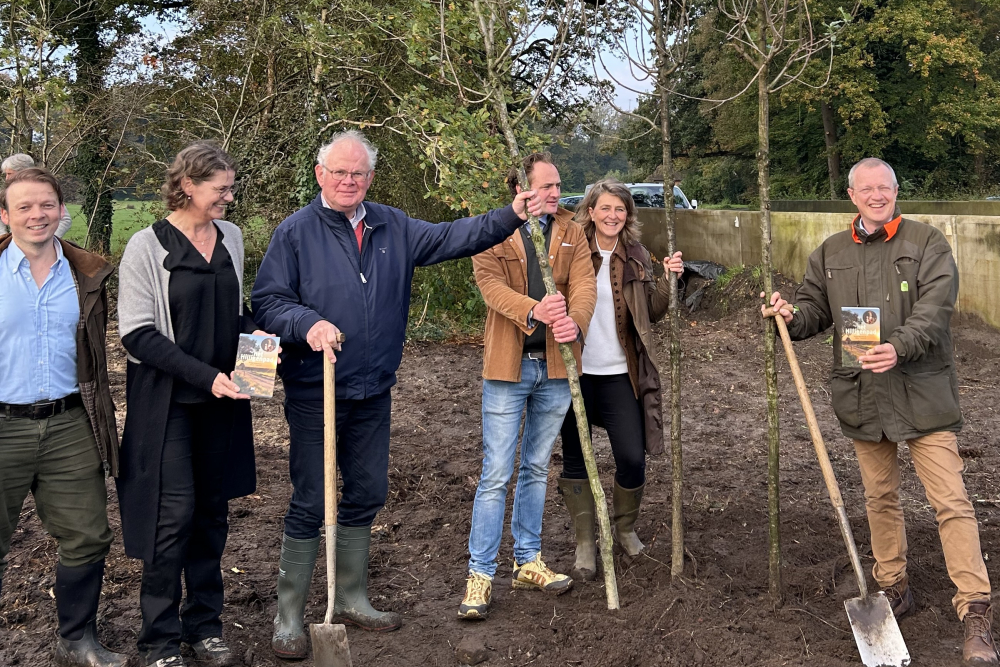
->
xmin=853 ymin=431 xmax=991 ymax=619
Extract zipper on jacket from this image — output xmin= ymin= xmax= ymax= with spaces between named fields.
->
xmin=360 ymin=272 xmax=367 ymax=283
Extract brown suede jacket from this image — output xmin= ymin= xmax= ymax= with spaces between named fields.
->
xmin=472 ymin=208 xmax=597 ymax=381
xmin=588 ymin=235 xmax=671 ymax=455
xmin=0 ymin=234 xmax=119 ymax=474
xmin=787 ymin=211 xmax=962 ymax=442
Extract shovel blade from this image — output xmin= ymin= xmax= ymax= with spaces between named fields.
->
xmin=844 ymin=592 xmax=910 ymax=667
xmin=310 ymin=622 xmax=353 ymax=667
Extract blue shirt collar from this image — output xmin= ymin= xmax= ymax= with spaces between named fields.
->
xmin=6 ymin=237 xmax=64 ymax=274
xmin=524 ymin=214 xmax=550 ymax=232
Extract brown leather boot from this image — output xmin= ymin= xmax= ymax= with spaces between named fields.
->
xmin=882 ymin=576 xmax=914 ymax=620
xmin=963 ymin=601 xmax=999 ymax=666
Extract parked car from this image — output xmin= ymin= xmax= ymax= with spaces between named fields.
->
xmin=559 ymin=195 xmax=585 ymax=210
xmin=585 ymin=182 xmax=698 ymax=209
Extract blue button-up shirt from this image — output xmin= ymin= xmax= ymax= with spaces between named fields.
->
xmin=0 ymin=239 xmax=80 ymax=403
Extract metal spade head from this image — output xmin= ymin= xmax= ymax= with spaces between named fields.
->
xmin=310 ymin=622 xmax=353 ymax=667
xmin=844 ymin=591 xmax=910 ymax=667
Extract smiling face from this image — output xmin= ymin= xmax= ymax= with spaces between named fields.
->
xmin=184 ymin=169 xmax=235 ymax=223
xmin=847 ymin=163 xmax=899 ymax=229
xmin=522 ymin=161 xmax=561 ymax=217
xmin=314 ymin=140 xmax=374 ymax=215
xmin=589 ymin=193 xmax=628 ymax=249
xmin=1 ymin=180 xmax=61 ymax=250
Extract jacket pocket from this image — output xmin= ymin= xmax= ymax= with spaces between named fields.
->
xmin=827 ymin=265 xmax=860 ymax=311
xmin=901 ymin=367 xmax=962 ymax=432
xmin=891 ymin=257 xmax=919 ymax=321
xmin=830 ymin=367 xmax=862 ymax=428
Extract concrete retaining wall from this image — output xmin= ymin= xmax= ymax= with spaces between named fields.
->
xmin=636 ymin=206 xmax=1000 ymax=328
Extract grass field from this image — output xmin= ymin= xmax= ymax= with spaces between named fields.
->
xmin=62 ymin=201 xmax=158 ymax=254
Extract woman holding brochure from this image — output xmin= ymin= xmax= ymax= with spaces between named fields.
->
xmin=117 ymin=142 xmax=267 ymax=667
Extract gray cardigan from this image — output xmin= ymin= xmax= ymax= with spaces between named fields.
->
xmin=118 ymin=219 xmax=246 ymax=362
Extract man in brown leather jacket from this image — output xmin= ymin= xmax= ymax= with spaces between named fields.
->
xmin=766 ymin=157 xmax=995 ymax=666
xmin=458 ymin=153 xmax=596 ymax=620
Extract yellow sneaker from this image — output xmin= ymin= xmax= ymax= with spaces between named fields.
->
xmin=458 ymin=571 xmax=492 ymax=620
xmin=512 ymin=553 xmax=573 ymax=594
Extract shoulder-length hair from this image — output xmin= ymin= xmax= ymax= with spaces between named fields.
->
xmin=161 ymin=142 xmax=237 ymax=211
xmin=573 ymin=179 xmax=641 ymax=247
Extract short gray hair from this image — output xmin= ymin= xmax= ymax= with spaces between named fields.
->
xmin=848 ymin=158 xmax=898 ymax=189
xmin=2 ymin=153 xmax=35 ymax=173
xmin=316 ymin=130 xmax=378 ymax=171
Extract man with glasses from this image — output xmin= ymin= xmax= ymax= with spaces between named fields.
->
xmin=252 ymin=130 xmax=544 ymax=660
xmin=764 ymin=157 xmax=996 ymax=666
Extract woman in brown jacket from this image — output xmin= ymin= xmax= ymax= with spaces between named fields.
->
xmin=559 ymin=179 xmax=683 ymax=580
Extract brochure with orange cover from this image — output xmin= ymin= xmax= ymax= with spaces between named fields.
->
xmin=841 ymin=307 xmax=880 ymax=368
xmin=233 ymin=333 xmax=280 ymax=398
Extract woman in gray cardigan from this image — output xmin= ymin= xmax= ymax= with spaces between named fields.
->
xmin=117 ymin=143 xmax=263 ymax=667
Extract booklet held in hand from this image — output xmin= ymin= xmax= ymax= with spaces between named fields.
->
xmin=233 ymin=333 xmax=280 ymax=397
xmin=841 ymin=307 xmax=880 ymax=368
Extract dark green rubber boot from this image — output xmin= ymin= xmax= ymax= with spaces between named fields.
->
xmin=272 ymin=535 xmax=320 ymax=660
xmin=331 ymin=525 xmax=402 ymax=632
xmin=612 ymin=481 xmax=646 ymax=557
xmin=558 ymin=478 xmax=597 ymax=581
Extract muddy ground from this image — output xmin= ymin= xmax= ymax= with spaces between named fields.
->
xmin=3 ymin=273 xmax=1000 ymax=667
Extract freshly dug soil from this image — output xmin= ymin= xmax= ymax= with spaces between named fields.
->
xmin=3 ymin=273 xmax=1000 ymax=667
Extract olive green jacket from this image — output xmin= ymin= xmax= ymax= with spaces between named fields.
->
xmin=786 ymin=212 xmax=962 ymax=442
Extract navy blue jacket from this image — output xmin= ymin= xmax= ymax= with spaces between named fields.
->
xmin=251 ymin=195 xmax=522 ymax=401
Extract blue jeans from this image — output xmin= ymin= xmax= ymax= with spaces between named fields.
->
xmin=467 ymin=359 xmax=571 ymax=577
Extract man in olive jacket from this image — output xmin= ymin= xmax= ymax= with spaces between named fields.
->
xmin=766 ymin=157 xmax=995 ymax=666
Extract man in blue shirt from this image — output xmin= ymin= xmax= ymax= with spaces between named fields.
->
xmin=0 ymin=168 xmax=123 ymax=667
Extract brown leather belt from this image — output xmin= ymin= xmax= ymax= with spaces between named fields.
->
xmin=522 ymin=351 xmax=546 ymax=360
xmin=1 ymin=393 xmax=83 ymax=420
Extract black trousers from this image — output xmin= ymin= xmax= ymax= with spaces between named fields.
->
xmin=282 ymin=389 xmax=392 ymax=538
xmin=560 ymin=373 xmax=646 ymax=488
xmin=138 ymin=401 xmax=230 ymax=663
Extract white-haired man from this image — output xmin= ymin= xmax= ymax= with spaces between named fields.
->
xmin=2 ymin=154 xmax=73 ymax=237
xmin=765 ymin=157 xmax=996 ymax=666
xmin=252 ymin=130 xmax=544 ymax=660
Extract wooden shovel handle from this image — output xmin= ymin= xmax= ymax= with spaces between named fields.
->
xmin=322 ymin=337 xmax=343 ymax=624
xmin=762 ymin=308 xmax=869 ymax=598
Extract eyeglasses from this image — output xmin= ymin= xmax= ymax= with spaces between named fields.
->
xmin=212 ymin=184 xmax=239 ymax=196
xmin=852 ymin=185 xmax=896 ymax=197
xmin=321 ymin=166 xmax=372 ymax=182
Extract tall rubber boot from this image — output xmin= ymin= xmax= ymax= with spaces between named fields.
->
xmin=331 ymin=525 xmax=402 ymax=631
xmin=558 ymin=478 xmax=597 ymax=581
xmin=53 ymin=560 xmax=126 ymax=667
xmin=272 ymin=534 xmax=320 ymax=660
xmin=612 ymin=481 xmax=646 ymax=557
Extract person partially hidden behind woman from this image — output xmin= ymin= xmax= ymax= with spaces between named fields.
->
xmin=117 ymin=143 xmax=273 ymax=667
xmin=558 ymin=179 xmax=684 ymax=580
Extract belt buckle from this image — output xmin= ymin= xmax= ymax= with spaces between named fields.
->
xmin=526 ymin=352 xmax=544 ymax=361
xmin=32 ymin=400 xmax=57 ymax=420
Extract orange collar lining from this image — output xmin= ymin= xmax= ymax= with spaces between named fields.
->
xmin=852 ymin=214 xmax=901 ymax=243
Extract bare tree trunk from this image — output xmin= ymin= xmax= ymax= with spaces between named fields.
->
xmin=820 ymin=101 xmax=840 ymax=200
xmin=756 ymin=0 xmax=782 ymax=606
xmin=655 ymin=31 xmax=684 ymax=582
xmin=11 ymin=7 xmax=32 ymax=155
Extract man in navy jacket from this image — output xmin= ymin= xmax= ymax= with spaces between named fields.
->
xmin=252 ymin=130 xmax=540 ymax=658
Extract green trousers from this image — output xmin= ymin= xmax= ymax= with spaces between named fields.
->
xmin=0 ymin=406 xmax=113 ymax=576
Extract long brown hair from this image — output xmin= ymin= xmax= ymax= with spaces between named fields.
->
xmin=573 ymin=179 xmax=641 ymax=247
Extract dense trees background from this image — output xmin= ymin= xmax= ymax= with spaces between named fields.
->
xmin=2 ymin=0 xmax=999 ymax=232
